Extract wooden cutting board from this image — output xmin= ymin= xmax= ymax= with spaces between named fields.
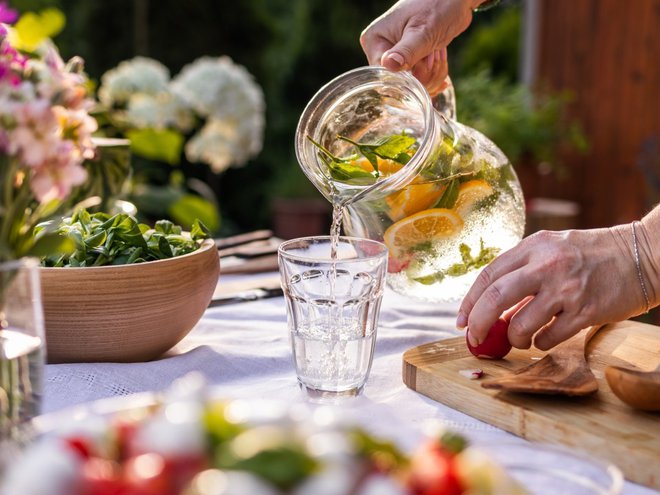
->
xmin=402 ymin=320 xmax=660 ymax=489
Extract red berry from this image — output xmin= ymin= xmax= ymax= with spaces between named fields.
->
xmin=466 ymin=317 xmax=512 ymax=359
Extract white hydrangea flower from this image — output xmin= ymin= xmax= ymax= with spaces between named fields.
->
xmin=126 ymin=91 xmax=195 ymax=132
xmin=171 ymin=56 xmax=264 ymax=121
xmin=172 ymin=56 xmax=264 ymax=169
xmin=185 ymin=117 xmax=263 ymax=173
xmin=99 ymin=56 xmax=170 ymax=107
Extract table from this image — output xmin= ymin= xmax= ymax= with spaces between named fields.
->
xmin=44 ymin=272 xmax=657 ymax=495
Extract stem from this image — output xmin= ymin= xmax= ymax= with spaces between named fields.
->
xmin=306 ymin=135 xmax=346 ymax=163
xmin=337 ymin=135 xmax=363 ymax=148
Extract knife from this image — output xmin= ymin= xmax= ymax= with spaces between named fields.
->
xmin=214 ymin=230 xmax=274 ymax=250
xmin=209 ymin=284 xmax=283 ymax=306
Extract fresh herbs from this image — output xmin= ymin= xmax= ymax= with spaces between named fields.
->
xmin=413 ymin=239 xmax=500 ymax=285
xmin=433 ymin=179 xmax=460 ymax=209
xmin=337 ymin=134 xmax=416 ymax=172
xmin=39 ymin=210 xmax=211 ymax=267
xmin=307 ymin=132 xmax=416 ymax=182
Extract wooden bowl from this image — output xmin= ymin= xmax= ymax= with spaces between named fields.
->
xmin=40 ymin=239 xmax=220 ymax=363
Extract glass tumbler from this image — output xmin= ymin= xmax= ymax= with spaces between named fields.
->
xmin=0 ymin=258 xmax=45 ymax=464
xmin=278 ymin=236 xmax=388 ymax=400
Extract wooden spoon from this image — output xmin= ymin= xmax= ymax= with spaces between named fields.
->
xmin=605 ymin=365 xmax=660 ymax=411
xmin=480 ymin=325 xmax=602 ymax=396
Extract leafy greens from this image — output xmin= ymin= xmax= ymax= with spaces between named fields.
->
xmin=39 ymin=210 xmax=211 ymax=267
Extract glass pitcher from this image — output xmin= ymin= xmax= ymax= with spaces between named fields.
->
xmin=295 ymin=66 xmax=525 ymax=302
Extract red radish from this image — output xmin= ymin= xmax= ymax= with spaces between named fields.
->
xmin=466 ymin=317 xmax=512 ymax=359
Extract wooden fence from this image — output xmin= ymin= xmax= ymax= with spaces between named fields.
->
xmin=527 ymin=0 xmax=660 ymax=228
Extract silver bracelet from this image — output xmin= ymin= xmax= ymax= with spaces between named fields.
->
xmin=631 ymin=221 xmax=651 ymax=313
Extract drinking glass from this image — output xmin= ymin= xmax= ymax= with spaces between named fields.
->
xmin=278 ymin=236 xmax=388 ymax=399
xmin=0 ymin=258 xmax=45 ymax=463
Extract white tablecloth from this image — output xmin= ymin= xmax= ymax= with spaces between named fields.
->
xmin=44 ymin=272 xmax=657 ymax=495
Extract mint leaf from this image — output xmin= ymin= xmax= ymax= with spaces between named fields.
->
xmin=434 ymin=179 xmax=460 ymax=209
xmin=372 ymin=134 xmax=416 ymax=162
xmin=309 ymin=133 xmax=417 ymax=182
xmin=338 ymin=133 xmax=416 ymax=170
xmin=413 ymin=239 xmax=500 ymax=285
xmin=320 ymin=154 xmax=374 ymax=182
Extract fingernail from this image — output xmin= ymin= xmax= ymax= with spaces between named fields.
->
xmin=385 ymin=52 xmax=405 ymax=69
xmin=467 ymin=329 xmax=479 ymax=347
xmin=456 ymin=312 xmax=467 ymax=330
xmin=440 ymin=48 xmax=447 ymax=61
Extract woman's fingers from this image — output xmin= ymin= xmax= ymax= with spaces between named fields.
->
xmin=457 ymin=241 xmax=531 ymax=329
xmin=532 ymin=312 xmax=591 ymax=351
xmin=361 ymin=0 xmax=476 ymax=94
xmin=360 ymin=33 xmax=395 ymax=67
xmin=412 ymin=49 xmax=449 ymax=96
xmin=505 ymin=293 xmax=563 ymax=349
xmin=460 ymin=226 xmax=649 ymax=351
xmin=465 ymin=265 xmax=542 ymax=346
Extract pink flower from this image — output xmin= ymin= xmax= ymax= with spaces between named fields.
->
xmin=0 ymin=38 xmax=26 ymax=85
xmin=34 ymin=48 xmax=91 ymax=110
xmin=6 ymin=98 xmax=61 ymax=167
xmin=52 ymin=106 xmax=97 ymax=159
xmin=0 ymin=13 xmax=99 ymax=261
xmin=0 ymin=1 xmax=18 ymax=24
xmin=29 ymin=141 xmax=88 ymax=203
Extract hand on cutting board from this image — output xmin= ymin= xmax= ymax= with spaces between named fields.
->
xmin=360 ymin=0 xmax=479 ymax=96
xmin=457 ymin=206 xmax=660 ymax=351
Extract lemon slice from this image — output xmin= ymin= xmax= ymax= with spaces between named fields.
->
xmin=386 ymin=182 xmax=446 ymax=222
xmin=454 ymin=179 xmax=494 ymax=218
xmin=384 ymin=208 xmax=464 ymax=254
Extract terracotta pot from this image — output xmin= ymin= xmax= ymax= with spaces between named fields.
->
xmin=40 ymin=239 xmax=219 ymax=363
xmin=271 ymin=197 xmax=331 ymax=240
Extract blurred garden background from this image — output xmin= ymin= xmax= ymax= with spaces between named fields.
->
xmin=11 ymin=0 xmax=659 ymax=239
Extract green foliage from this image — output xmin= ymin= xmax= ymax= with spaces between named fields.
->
xmin=457 ymin=7 xmax=522 ymax=83
xmin=39 ymin=209 xmax=210 ymax=267
xmin=451 ymin=2 xmax=588 ymax=175
xmin=169 ymin=194 xmax=220 ymax=233
xmin=68 ymin=138 xmax=132 ymax=213
xmin=128 ymin=179 xmax=220 ymax=233
xmin=455 ymin=70 xmax=588 ymax=175
xmin=126 ymin=129 xmax=185 ymax=166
